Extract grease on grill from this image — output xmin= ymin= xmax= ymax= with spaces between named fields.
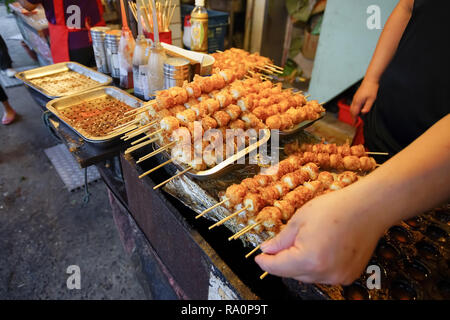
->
xmin=404 ymin=259 xmax=430 ymax=282
xmin=376 ymin=241 xmax=400 ymax=261
xmin=415 ymin=241 xmax=440 ymax=260
xmin=59 ymin=96 xmax=133 ymax=137
xmin=343 ymin=283 xmax=370 ymax=300
xmin=388 ymin=226 xmax=412 ymax=244
xmin=390 ymin=278 xmax=417 ymax=300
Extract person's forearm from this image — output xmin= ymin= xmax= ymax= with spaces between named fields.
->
xmin=18 ymin=0 xmax=38 ymax=11
xmin=364 ymin=0 xmax=413 ymax=83
xmin=345 ymin=114 xmax=450 ymax=229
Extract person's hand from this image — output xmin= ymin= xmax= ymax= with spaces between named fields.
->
xmin=255 ymin=188 xmax=389 ymax=285
xmin=350 ymin=79 xmax=379 ymax=122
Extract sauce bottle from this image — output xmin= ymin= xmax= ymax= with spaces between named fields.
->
xmin=133 ymin=0 xmax=150 ymax=100
xmin=118 ymin=0 xmax=135 ymax=89
xmin=190 ymin=0 xmax=208 ymax=53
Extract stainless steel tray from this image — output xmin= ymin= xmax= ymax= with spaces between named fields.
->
xmin=46 ymin=86 xmax=144 ymax=145
xmin=153 ymin=128 xmax=271 ymax=180
xmin=15 ymin=61 xmax=112 ymax=99
xmin=279 ymin=112 xmax=326 ymax=136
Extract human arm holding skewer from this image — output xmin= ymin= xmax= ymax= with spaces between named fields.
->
xmin=255 ymin=114 xmax=450 ymax=285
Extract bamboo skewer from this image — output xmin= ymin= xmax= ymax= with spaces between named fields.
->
xmin=196 ymin=198 xmax=229 ymax=219
xmin=245 ymin=244 xmax=263 ymax=259
xmin=123 ymin=122 xmax=158 ymax=141
xmin=229 ymin=222 xmax=261 ymax=241
xmin=131 ymin=134 xmax=152 ymax=145
xmin=124 ymin=101 xmax=156 ymax=115
xmin=124 ymin=137 xmax=157 ymax=154
xmin=139 ymin=158 xmax=174 ymax=179
xmin=136 ymin=139 xmax=176 ymax=163
xmin=113 ymin=119 xmax=140 ymax=130
xmin=153 ymin=166 xmax=193 ymax=190
xmin=208 ymin=206 xmax=249 ymax=230
xmin=366 ymin=152 xmax=389 ymax=156
xmin=109 ymin=123 xmax=138 ymax=135
xmin=245 ymin=236 xmax=274 ymax=259
xmin=122 ymin=121 xmax=157 ymax=139
xmin=267 ymin=63 xmax=283 ymax=71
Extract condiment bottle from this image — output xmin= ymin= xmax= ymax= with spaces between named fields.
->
xmin=190 ymin=0 xmax=208 ymax=53
xmin=118 ymin=0 xmax=135 ymax=89
xmin=146 ymin=42 xmax=166 ymax=98
xmin=133 ymin=0 xmax=150 ymax=100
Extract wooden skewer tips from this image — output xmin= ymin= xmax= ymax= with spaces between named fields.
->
xmin=196 ymin=198 xmax=229 ymax=219
xmin=153 ymin=166 xmax=192 ymax=190
xmin=209 ymin=205 xmax=249 ymax=230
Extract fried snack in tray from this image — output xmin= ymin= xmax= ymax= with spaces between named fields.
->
xmin=30 ymin=70 xmax=100 ymax=96
xmin=60 ymin=96 xmax=134 ymax=137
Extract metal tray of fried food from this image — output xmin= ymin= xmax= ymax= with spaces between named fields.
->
xmin=15 ymin=61 xmax=112 ymax=99
xmin=152 ymin=128 xmax=271 ymax=180
xmin=46 ymin=86 xmax=144 ymax=145
xmin=279 ymin=112 xmax=326 ymax=136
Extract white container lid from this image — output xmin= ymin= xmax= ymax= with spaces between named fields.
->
xmin=195 ymin=0 xmax=205 ymax=7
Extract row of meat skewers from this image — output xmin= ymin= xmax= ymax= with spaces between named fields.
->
xmin=113 ymin=69 xmax=324 ymax=186
xmin=196 ymin=145 xmax=380 ymax=278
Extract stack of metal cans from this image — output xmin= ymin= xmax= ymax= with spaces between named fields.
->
xmin=90 ymin=26 xmax=111 ymax=74
xmin=163 ymin=57 xmax=191 ymax=89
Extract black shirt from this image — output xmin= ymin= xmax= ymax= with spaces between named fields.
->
xmin=364 ymin=0 xmax=450 ymax=155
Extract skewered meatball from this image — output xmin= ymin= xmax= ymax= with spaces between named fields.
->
xmin=184 ymin=82 xmax=202 ymax=98
xmin=225 ymin=184 xmax=247 ymax=206
xmin=204 ymin=99 xmax=220 ymax=114
xmin=318 ymin=171 xmax=335 ymax=188
xmin=216 ymin=91 xmax=233 ymax=108
xmin=201 ymin=115 xmax=218 ymax=131
xmin=301 ymin=162 xmax=319 ymax=180
xmin=330 ymin=153 xmax=344 ymax=170
xmin=241 ymin=178 xmax=260 ymax=193
xmin=257 ymin=207 xmax=283 ymax=231
xmin=304 ymin=180 xmax=325 ymax=194
xmin=280 ymin=114 xmax=294 ymax=130
xmin=254 ymin=174 xmax=272 ymax=187
xmin=160 ymin=116 xmax=180 ymax=133
xmin=343 ymin=156 xmax=360 ymax=171
xmin=243 ymin=193 xmax=267 ymax=214
xmin=329 ymin=181 xmax=346 ymax=191
xmin=338 ymin=171 xmax=359 ymax=185
xmin=281 ymin=170 xmax=305 ymax=189
xmin=213 ymin=111 xmax=231 ymax=127
xmin=225 ymin=104 xmax=242 ymax=121
xmin=176 ymin=109 xmax=197 ymax=125
xmin=265 ymin=115 xmax=281 ymax=130
xmin=351 ymin=145 xmax=367 ymax=157
xmin=169 ymin=105 xmax=187 ymax=115
xmin=191 ymin=103 xmax=208 ymax=117
xmin=237 ymin=97 xmax=253 ymax=112
xmin=184 ymin=98 xmax=199 ymax=109
xmin=229 ymin=119 xmax=245 ymax=130
xmin=360 ymin=156 xmax=377 ymax=171
xmin=273 ymin=181 xmax=290 ymax=197
xmin=274 ymin=200 xmax=296 ymax=221
xmin=338 ymin=144 xmax=352 ymax=156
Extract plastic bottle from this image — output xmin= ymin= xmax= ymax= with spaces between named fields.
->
xmin=190 ymin=0 xmax=208 ymax=53
xmin=132 ymin=0 xmax=150 ymax=100
xmin=145 ymin=42 xmax=167 ymax=98
xmin=133 ymin=35 xmax=150 ymax=100
xmin=183 ymin=15 xmax=191 ymax=49
xmin=118 ymin=0 xmax=135 ymax=89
